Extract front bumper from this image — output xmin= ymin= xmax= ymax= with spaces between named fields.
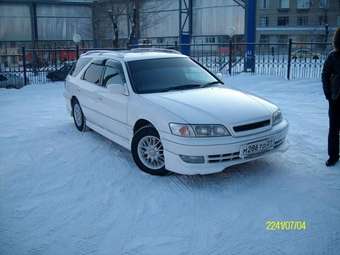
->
xmin=161 ymin=119 xmax=289 ymax=175
xmin=63 ymin=91 xmax=72 ymax=116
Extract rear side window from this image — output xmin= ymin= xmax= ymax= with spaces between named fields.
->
xmin=83 ymin=64 xmax=104 ymax=85
xmin=71 ymin=57 xmax=92 ymax=77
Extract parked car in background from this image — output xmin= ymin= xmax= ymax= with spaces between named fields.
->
xmin=292 ymin=49 xmax=320 ymax=60
xmin=47 ymin=61 xmax=75 ymax=81
xmin=0 ymin=73 xmax=27 ymax=89
xmin=64 ymin=49 xmax=289 ymax=176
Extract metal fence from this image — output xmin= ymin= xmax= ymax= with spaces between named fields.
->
xmin=0 ymin=41 xmax=333 ymax=86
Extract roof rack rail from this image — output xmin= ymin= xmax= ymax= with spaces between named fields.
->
xmin=129 ymin=47 xmax=181 ymax=55
xmin=81 ymin=50 xmax=117 ymax=56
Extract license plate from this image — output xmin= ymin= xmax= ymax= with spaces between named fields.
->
xmin=240 ymin=139 xmax=274 ymax=158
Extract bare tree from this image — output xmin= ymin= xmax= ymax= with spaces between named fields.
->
xmin=93 ymin=0 xmax=131 ymax=47
xmin=138 ymin=0 xmax=174 ymax=37
xmin=106 ymin=0 xmax=129 ymax=47
xmin=94 ymin=0 xmax=176 ymax=47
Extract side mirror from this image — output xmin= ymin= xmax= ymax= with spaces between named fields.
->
xmin=216 ymin=72 xmax=223 ymax=81
xmin=107 ymin=83 xmax=125 ymax=94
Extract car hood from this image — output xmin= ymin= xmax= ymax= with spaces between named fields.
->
xmin=140 ymin=86 xmax=277 ymax=126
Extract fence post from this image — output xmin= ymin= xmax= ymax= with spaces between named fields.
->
xmin=76 ymin=45 xmax=79 ymax=60
xmin=22 ymin=47 xmax=27 ymax=85
xmin=54 ymin=43 xmax=57 ymax=69
xmin=228 ymin=40 xmax=233 ymax=76
xmin=287 ymin=39 xmax=292 ymax=80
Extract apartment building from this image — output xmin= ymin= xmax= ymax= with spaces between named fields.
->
xmin=257 ymin=0 xmax=340 ymax=43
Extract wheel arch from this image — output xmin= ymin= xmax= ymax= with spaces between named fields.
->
xmin=131 ymin=119 xmax=170 ymax=176
xmin=133 ymin=119 xmax=156 ymax=134
xmin=71 ymin=96 xmax=78 ymax=106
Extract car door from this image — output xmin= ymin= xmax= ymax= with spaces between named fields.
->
xmin=77 ymin=59 xmax=105 ymax=123
xmin=93 ymin=59 xmax=129 ymax=141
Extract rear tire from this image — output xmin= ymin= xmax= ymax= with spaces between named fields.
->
xmin=72 ymin=100 xmax=87 ymax=132
xmin=131 ymin=126 xmax=170 ymax=176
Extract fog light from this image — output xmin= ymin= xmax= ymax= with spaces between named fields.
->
xmin=179 ymin=155 xmax=205 ymax=164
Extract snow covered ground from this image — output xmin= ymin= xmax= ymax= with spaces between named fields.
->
xmin=1 ymin=75 xmax=340 ymax=255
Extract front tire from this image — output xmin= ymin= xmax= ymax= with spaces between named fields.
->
xmin=132 ymin=126 xmax=170 ymax=176
xmin=72 ymin=100 xmax=87 ymax=132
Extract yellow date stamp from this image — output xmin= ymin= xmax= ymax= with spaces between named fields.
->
xmin=265 ymin=220 xmax=307 ymax=231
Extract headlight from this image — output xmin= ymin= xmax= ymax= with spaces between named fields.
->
xmin=168 ymin=123 xmax=195 ymax=137
xmin=272 ymin=110 xmax=283 ymax=125
xmin=192 ymin=124 xmax=230 ymax=137
xmin=169 ymin=123 xmax=230 ymax=137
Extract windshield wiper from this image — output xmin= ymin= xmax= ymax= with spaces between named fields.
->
xmin=158 ymin=81 xmax=222 ymax=93
xmin=159 ymin=84 xmax=201 ymax=92
xmin=199 ymin=81 xmax=222 ymax=88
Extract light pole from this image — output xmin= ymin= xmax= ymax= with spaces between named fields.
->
xmin=325 ymin=23 xmax=329 ymax=43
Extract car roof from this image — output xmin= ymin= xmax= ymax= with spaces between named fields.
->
xmin=79 ymin=48 xmax=187 ymax=62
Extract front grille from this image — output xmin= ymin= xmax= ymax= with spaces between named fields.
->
xmin=274 ymin=138 xmax=285 ymax=148
xmin=207 ymin=152 xmax=240 ymax=163
xmin=233 ymin=119 xmax=271 ymax=133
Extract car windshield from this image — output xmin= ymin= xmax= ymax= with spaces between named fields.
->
xmin=127 ymin=57 xmax=220 ymax=94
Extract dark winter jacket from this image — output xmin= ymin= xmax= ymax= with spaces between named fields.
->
xmin=322 ymin=50 xmax=340 ymax=100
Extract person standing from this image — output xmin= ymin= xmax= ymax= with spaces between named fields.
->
xmin=322 ymin=27 xmax=340 ymax=166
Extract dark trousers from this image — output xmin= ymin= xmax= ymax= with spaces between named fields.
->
xmin=328 ymin=99 xmax=340 ymax=159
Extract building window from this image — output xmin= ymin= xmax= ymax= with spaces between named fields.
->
xmin=297 ymin=0 xmax=311 ymax=9
xmin=297 ymin=16 xmax=308 ymax=26
xmin=259 ymin=35 xmax=270 ymax=43
xmin=260 ymin=16 xmax=269 ymax=27
xmin=156 ymin=38 xmax=164 ymax=44
xmin=279 ymin=0 xmax=290 ymax=9
xmin=319 ymin=0 xmax=328 ymax=8
xmin=337 ymin=16 xmax=340 ymax=26
xmin=278 ymin=35 xmax=288 ymax=43
xmin=277 ymin=16 xmax=289 ymax=26
xmin=205 ymin=37 xmax=215 ymax=43
xmin=217 ymin=36 xmax=228 ymax=43
xmin=259 ymin=0 xmax=269 ymax=9
xmin=319 ymin=15 xmax=328 ymax=25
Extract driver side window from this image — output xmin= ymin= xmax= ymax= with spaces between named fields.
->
xmin=102 ymin=60 xmax=125 ymax=87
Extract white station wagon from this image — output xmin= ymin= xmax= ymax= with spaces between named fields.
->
xmin=64 ymin=49 xmax=288 ymax=176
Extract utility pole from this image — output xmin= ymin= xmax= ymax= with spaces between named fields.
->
xmin=324 ymin=5 xmax=329 ymax=43
xmin=29 ymin=2 xmax=38 ymax=73
xmin=244 ymin=0 xmax=256 ymax=72
xmin=29 ymin=2 xmax=38 ymax=48
xmin=178 ymin=0 xmax=192 ymax=55
xmin=232 ymin=1 xmax=256 ymax=72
